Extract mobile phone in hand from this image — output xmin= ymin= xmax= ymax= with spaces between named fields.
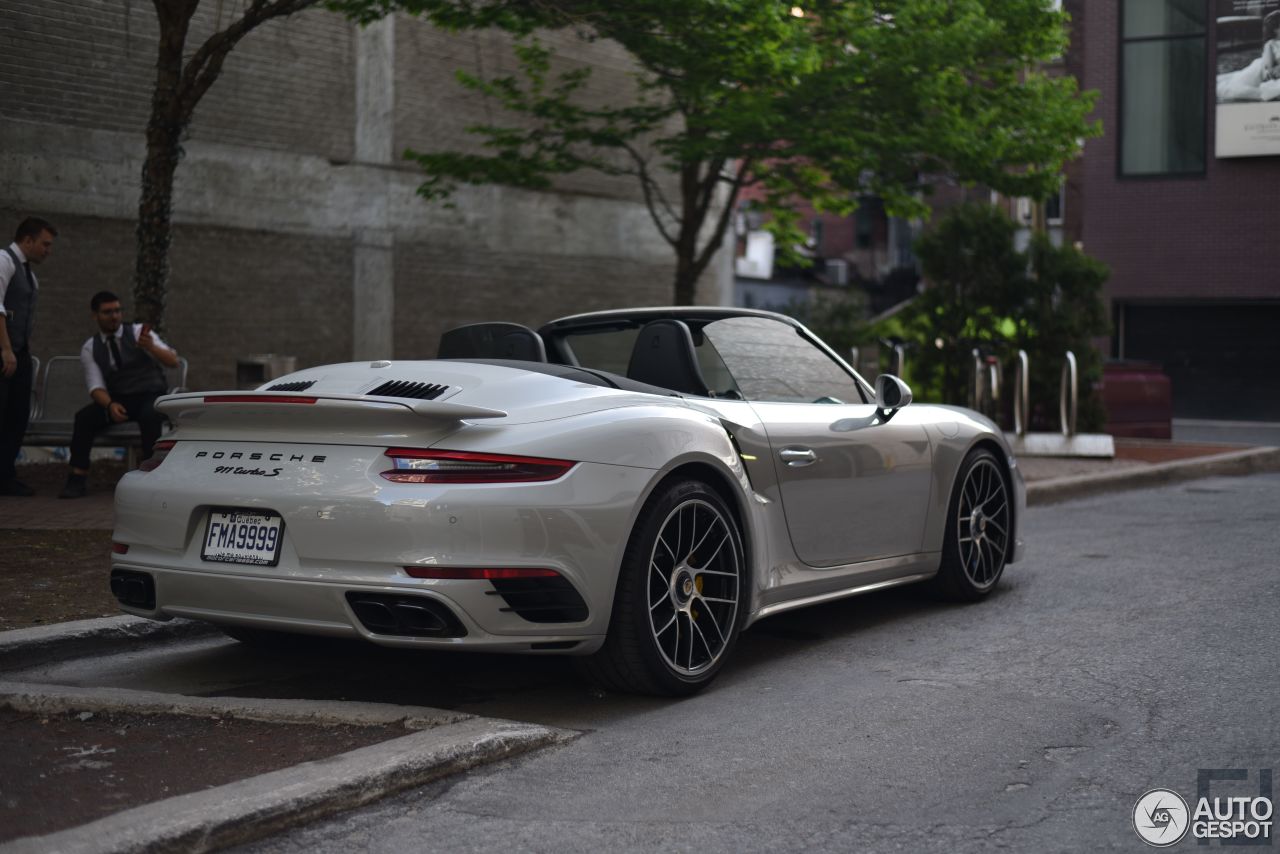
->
xmin=140 ymin=323 xmax=152 ymax=338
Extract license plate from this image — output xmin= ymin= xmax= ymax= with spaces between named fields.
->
xmin=201 ymin=509 xmax=283 ymax=566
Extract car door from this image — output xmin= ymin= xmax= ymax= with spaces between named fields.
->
xmin=701 ymin=317 xmax=934 ymax=567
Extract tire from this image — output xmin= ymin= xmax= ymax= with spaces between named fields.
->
xmin=931 ymin=448 xmax=1012 ymax=602
xmin=577 ymin=478 xmax=746 ymax=697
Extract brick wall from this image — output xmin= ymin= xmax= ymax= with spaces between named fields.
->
xmin=2 ymin=1 xmax=354 ymax=161
xmin=2 ymin=5 xmax=691 ymax=394
xmin=393 ymin=245 xmax=672 ymax=360
xmin=0 ymin=208 xmax=352 ymax=392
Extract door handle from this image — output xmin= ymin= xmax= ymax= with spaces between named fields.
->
xmin=779 ymin=447 xmax=817 ymax=467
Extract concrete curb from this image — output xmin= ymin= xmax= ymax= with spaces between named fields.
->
xmin=0 ymin=691 xmax=572 ymax=854
xmin=0 ymin=680 xmax=471 ymax=730
xmin=1027 ymin=445 xmax=1280 ymax=506
xmin=0 ymin=615 xmax=217 ymax=671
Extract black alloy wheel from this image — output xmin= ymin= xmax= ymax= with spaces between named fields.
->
xmin=932 ymin=448 xmax=1012 ymax=601
xmin=578 ymin=478 xmax=745 ymax=696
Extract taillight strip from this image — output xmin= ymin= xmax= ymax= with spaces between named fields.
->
xmin=382 ymin=449 xmax=575 ymax=484
xmin=138 ymin=440 xmax=177 ymax=473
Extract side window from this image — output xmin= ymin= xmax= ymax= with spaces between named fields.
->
xmin=701 ymin=317 xmax=865 ymax=404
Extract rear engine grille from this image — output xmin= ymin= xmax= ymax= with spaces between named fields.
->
xmin=111 ymin=570 xmax=155 ymax=610
xmin=266 ymin=380 xmax=315 ymax=391
xmin=487 ymin=577 xmax=589 ymax=623
xmin=367 ymin=380 xmax=449 ymax=400
xmin=345 ymin=592 xmax=466 ymax=637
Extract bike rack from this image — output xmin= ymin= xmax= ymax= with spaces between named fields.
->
xmin=1060 ymin=350 xmax=1078 ymax=438
xmin=970 ymin=349 xmax=1002 ymax=418
xmin=1004 ymin=349 xmax=1113 ymax=458
xmin=1013 ymin=349 xmax=1029 ymax=437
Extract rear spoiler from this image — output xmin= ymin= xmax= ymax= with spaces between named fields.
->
xmin=157 ymin=391 xmax=507 ymax=421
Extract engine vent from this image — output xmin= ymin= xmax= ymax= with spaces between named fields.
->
xmin=266 ymin=380 xmax=315 ymax=392
xmin=367 ymin=380 xmax=450 ymax=400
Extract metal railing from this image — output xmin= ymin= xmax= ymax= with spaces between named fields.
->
xmin=980 ymin=348 xmax=1077 ymax=437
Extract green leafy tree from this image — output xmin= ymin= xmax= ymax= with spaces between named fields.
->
xmin=335 ymin=0 xmax=1098 ymax=304
xmin=892 ymin=203 xmax=1110 ymax=431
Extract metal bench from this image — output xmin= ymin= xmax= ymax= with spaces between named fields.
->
xmin=24 ymin=355 xmax=189 ymax=466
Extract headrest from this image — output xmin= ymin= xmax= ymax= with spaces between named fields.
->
xmin=625 ymin=319 xmax=710 ymax=396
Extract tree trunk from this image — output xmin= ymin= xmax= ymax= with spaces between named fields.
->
xmin=135 ymin=126 xmax=183 ymax=328
xmin=673 ymin=255 xmax=699 ymax=305
xmin=134 ymin=2 xmax=193 ymax=331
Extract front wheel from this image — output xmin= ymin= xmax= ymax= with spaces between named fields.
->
xmin=578 ymin=479 xmax=746 ymax=696
xmin=931 ymin=448 xmax=1012 ymax=601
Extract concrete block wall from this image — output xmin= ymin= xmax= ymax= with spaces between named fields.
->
xmin=2 ymin=4 xmax=715 ymax=392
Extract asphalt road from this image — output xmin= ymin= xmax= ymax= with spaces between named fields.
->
xmin=15 ymin=474 xmax=1280 ymax=851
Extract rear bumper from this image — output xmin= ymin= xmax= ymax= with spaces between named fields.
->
xmin=114 ymin=564 xmax=606 ymax=654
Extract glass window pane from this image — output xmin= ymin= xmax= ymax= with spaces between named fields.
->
xmin=1123 ymin=0 xmax=1206 ymax=39
xmin=1121 ymin=38 xmax=1206 ymax=174
xmin=702 ymin=317 xmax=863 ymax=403
xmin=562 ymin=328 xmax=638 ymax=376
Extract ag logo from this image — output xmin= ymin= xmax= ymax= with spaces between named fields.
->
xmin=1134 ymin=789 xmax=1191 ymax=847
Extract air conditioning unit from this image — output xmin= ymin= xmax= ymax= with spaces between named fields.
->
xmin=734 ymin=231 xmax=775 ymax=280
xmin=826 ymin=259 xmax=849 ymax=286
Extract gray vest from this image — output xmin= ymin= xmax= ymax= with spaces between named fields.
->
xmin=91 ymin=325 xmax=167 ymax=397
xmin=2 ymin=247 xmax=37 ymax=352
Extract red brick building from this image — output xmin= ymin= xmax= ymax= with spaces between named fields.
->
xmin=1072 ymin=0 xmax=1280 ymax=420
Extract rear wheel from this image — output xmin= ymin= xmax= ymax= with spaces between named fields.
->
xmin=932 ymin=448 xmax=1011 ymax=601
xmin=578 ymin=479 xmax=745 ymax=696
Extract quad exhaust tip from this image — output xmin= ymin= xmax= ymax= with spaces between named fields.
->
xmin=345 ymin=592 xmax=467 ymax=638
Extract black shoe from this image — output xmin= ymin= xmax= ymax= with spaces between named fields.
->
xmin=58 ymin=476 xmax=88 ymax=500
xmin=0 ymin=479 xmax=35 ymax=497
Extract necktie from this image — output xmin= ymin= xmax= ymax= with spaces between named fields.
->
xmin=22 ymin=262 xmax=32 ymax=284
xmin=108 ymin=335 xmax=123 ymax=370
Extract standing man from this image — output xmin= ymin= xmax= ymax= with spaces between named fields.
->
xmin=59 ymin=291 xmax=179 ymax=499
xmin=0 ymin=217 xmax=57 ymax=497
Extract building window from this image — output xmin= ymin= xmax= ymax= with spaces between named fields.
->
xmin=1119 ymin=0 xmax=1207 ymax=176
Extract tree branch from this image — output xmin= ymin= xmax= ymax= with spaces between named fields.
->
xmin=691 ymin=158 xmax=749 ymax=275
xmin=179 ymin=0 xmax=319 ymax=115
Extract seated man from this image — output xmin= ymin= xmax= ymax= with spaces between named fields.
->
xmin=59 ymin=291 xmax=179 ymax=499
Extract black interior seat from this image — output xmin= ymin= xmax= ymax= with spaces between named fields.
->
xmin=625 ymin=319 xmax=710 ymax=397
xmin=437 ymin=322 xmax=548 ymax=362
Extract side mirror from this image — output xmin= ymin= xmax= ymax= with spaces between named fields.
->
xmin=874 ymin=374 xmax=913 ymax=411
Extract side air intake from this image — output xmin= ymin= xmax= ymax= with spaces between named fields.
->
xmin=367 ymin=380 xmax=450 ymax=401
xmin=266 ymin=380 xmax=315 ymax=391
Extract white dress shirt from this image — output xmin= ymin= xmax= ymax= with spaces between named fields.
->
xmin=80 ymin=324 xmax=174 ymax=394
xmin=0 ymin=243 xmax=34 ymax=316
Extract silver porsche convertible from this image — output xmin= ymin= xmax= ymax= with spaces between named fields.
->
xmin=110 ymin=307 xmax=1024 ymax=696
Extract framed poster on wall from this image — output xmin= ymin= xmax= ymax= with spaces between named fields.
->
xmin=1215 ymin=0 xmax=1280 ymax=157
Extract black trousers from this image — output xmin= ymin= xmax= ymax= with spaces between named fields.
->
xmin=0 ymin=347 xmax=33 ymax=483
xmin=70 ymin=392 xmax=165 ymax=470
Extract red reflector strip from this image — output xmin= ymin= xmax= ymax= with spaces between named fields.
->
xmin=112 ymin=542 xmax=130 ymax=555
xmin=404 ymin=567 xmax=561 ymax=580
xmin=204 ymin=395 xmax=318 ymax=404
